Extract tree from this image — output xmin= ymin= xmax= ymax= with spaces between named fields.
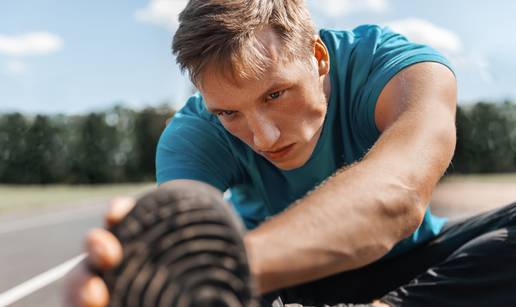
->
xmin=132 ymin=106 xmax=175 ymax=181
xmin=0 ymin=113 xmax=30 ymax=183
xmin=68 ymin=113 xmax=120 ymax=183
xmin=23 ymin=115 xmax=64 ymax=183
xmin=451 ymin=102 xmax=515 ymax=173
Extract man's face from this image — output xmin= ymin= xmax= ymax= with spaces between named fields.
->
xmin=199 ymin=29 xmax=330 ymax=170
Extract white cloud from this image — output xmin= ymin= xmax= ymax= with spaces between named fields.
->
xmin=452 ymin=52 xmax=494 ymax=84
xmin=5 ymin=60 xmax=27 ymax=74
xmin=385 ymin=18 xmax=462 ymax=54
xmin=134 ymin=0 xmax=188 ymax=31
xmin=0 ymin=32 xmax=63 ymax=56
xmin=385 ymin=18 xmax=492 ymax=84
xmin=308 ymin=0 xmax=388 ymax=18
xmin=135 ymin=0 xmax=388 ymax=31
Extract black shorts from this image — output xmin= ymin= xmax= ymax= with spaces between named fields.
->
xmin=263 ymin=202 xmax=516 ymax=307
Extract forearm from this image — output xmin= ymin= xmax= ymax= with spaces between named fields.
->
xmin=244 ymin=104 xmax=456 ymax=294
xmin=244 ymin=163 xmax=420 ymax=294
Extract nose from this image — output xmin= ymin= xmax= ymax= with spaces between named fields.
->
xmin=248 ymin=113 xmax=280 ymax=151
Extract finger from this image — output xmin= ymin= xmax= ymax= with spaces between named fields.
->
xmin=63 ymin=263 xmax=109 ymax=307
xmin=86 ymin=228 xmax=123 ymax=270
xmin=105 ymin=197 xmax=135 ymax=227
xmin=78 ymin=275 xmax=110 ymax=307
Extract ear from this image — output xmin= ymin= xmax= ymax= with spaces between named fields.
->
xmin=313 ymin=36 xmax=330 ymax=76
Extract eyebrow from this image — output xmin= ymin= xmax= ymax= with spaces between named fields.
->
xmin=206 ymin=107 xmax=227 ymax=114
xmin=206 ymin=80 xmax=292 ymax=114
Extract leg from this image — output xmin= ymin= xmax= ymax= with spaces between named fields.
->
xmin=381 ymin=226 xmax=516 ymax=306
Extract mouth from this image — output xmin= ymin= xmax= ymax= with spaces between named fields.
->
xmin=260 ymin=143 xmax=295 ymax=161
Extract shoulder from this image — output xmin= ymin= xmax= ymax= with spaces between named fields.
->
xmin=320 ymin=24 xmax=450 ymax=65
xmin=156 ymin=94 xmax=245 ymax=188
xmin=375 ymin=61 xmax=456 ymax=132
xmin=160 ymin=93 xmax=227 ymax=144
xmin=319 ymin=24 xmax=387 ymax=51
xmin=171 ymin=93 xmax=222 ymax=127
xmin=320 ymin=24 xmax=454 ymax=144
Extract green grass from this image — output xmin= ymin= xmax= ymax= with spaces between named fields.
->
xmin=0 ymin=183 xmax=155 ymax=213
xmin=1 ymin=173 xmax=515 ymax=213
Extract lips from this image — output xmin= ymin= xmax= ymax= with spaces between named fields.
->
xmin=260 ymin=143 xmax=295 ymax=161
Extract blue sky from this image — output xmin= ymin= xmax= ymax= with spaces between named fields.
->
xmin=1 ymin=0 xmax=515 ymax=114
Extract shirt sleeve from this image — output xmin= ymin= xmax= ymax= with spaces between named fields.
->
xmin=155 ymin=98 xmax=241 ymax=191
xmin=348 ymin=25 xmax=454 ymax=143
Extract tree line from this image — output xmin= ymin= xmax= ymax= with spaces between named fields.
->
xmin=1 ymin=101 xmax=515 ymax=184
xmin=0 ymin=105 xmax=174 ymax=184
xmin=451 ymin=101 xmax=516 ymax=173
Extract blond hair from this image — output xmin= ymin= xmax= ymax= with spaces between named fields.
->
xmin=172 ymin=0 xmax=316 ymax=85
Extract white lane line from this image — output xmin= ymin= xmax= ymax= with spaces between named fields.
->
xmin=0 ymin=205 xmax=104 ymax=235
xmin=0 ymin=253 xmax=86 ymax=307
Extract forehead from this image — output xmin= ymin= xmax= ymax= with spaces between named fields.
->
xmin=199 ymin=29 xmax=282 ymax=84
xmin=198 ymin=30 xmax=306 ymax=107
xmin=201 ymin=58 xmax=296 ymax=92
xmin=199 ymin=58 xmax=306 ymax=112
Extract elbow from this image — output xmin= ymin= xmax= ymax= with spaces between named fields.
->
xmin=378 ymin=183 xmax=427 ymax=248
xmin=400 ymin=189 xmax=426 ymax=239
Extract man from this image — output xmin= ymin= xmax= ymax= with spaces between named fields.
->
xmin=69 ymin=0 xmax=516 ymax=306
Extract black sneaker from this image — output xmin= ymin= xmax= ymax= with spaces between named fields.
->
xmin=99 ymin=182 xmax=258 ymax=307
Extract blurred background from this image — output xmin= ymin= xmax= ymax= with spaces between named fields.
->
xmin=1 ymin=1 xmax=516 ymax=306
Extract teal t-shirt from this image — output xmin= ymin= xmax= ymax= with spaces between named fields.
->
xmin=156 ymin=25 xmax=452 ymax=258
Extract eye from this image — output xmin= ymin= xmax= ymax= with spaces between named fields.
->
xmin=267 ymin=90 xmax=285 ymax=101
xmin=217 ymin=110 xmax=236 ymax=117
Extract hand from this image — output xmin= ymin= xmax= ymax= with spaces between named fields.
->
xmin=64 ymin=197 xmax=135 ymax=307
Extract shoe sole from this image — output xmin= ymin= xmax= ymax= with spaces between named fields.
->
xmin=100 ymin=183 xmax=258 ymax=307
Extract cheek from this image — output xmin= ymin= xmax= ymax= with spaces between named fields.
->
xmin=305 ymin=88 xmax=328 ymax=126
xmin=294 ymin=95 xmax=327 ymax=127
xmin=221 ymin=120 xmax=253 ymax=144
xmin=309 ymin=104 xmax=327 ymax=126
xmin=300 ymin=113 xmax=323 ymax=135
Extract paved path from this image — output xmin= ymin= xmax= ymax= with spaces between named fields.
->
xmin=430 ymin=180 xmax=516 ymax=220
xmin=0 ymin=202 xmax=106 ymax=307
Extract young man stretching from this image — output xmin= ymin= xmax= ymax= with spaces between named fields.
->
xmin=68 ymin=0 xmax=516 ymax=306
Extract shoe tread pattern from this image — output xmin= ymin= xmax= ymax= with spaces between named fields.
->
xmin=100 ymin=186 xmax=257 ymax=307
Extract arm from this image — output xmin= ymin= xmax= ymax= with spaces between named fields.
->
xmin=244 ymin=62 xmax=457 ymax=294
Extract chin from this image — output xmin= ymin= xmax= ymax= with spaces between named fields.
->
xmin=272 ymin=158 xmax=308 ymax=171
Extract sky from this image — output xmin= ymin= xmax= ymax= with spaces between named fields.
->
xmin=1 ymin=0 xmax=516 ymax=114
